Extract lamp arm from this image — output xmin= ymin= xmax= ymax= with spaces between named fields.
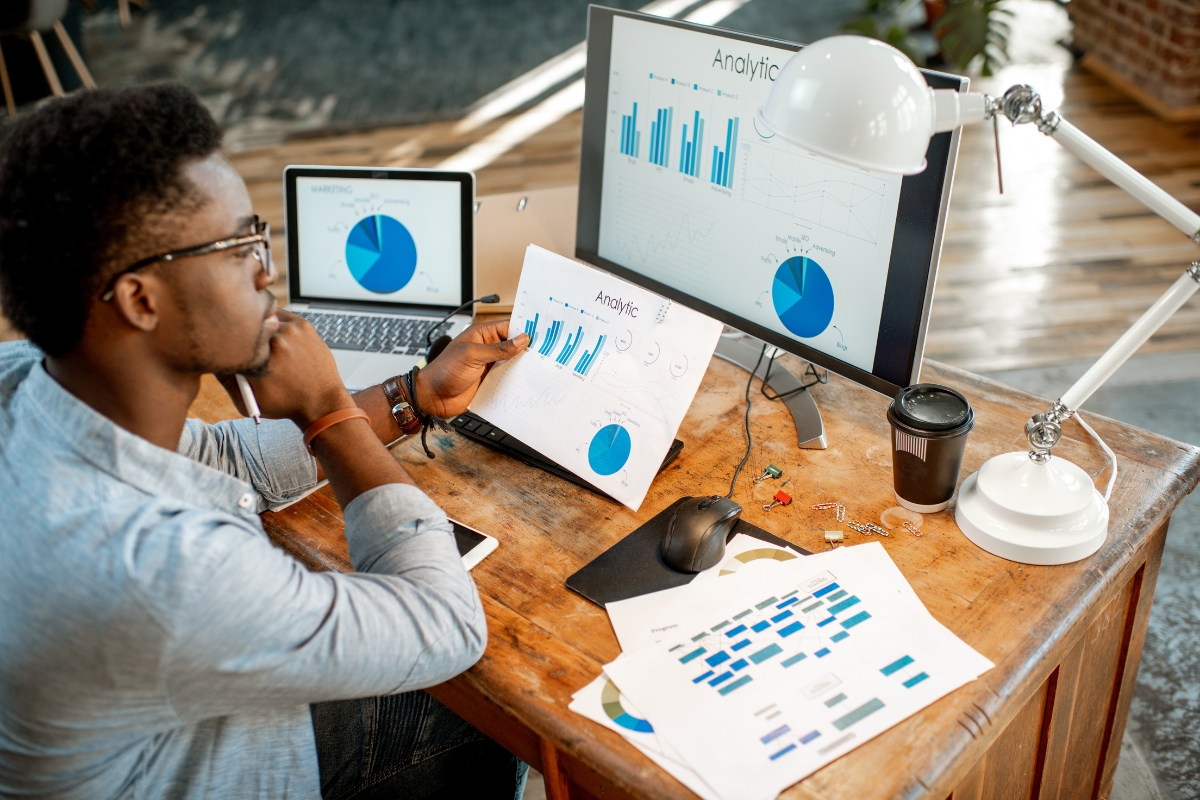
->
xmin=971 ymin=85 xmax=1200 ymax=459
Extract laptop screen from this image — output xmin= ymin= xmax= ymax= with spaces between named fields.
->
xmin=285 ymin=168 xmax=474 ymax=311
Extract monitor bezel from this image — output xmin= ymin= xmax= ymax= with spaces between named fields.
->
xmin=283 ymin=165 xmax=475 ymax=314
xmin=575 ymin=6 xmax=966 ymax=398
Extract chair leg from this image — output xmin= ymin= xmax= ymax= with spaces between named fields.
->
xmin=53 ymin=22 xmax=96 ymax=89
xmin=27 ymin=31 xmax=64 ymax=97
xmin=0 ymin=41 xmax=15 ymax=116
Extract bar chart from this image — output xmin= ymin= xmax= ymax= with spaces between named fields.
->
xmin=710 ymin=116 xmax=739 ymax=189
xmin=677 ymin=110 xmax=705 ymax=179
xmin=619 ymin=103 xmax=641 ymax=158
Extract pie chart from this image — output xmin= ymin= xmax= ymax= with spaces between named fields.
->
xmin=588 ymin=424 xmax=632 ymax=476
xmin=345 ymin=214 xmax=417 ymax=294
xmin=601 ymin=680 xmax=653 ymax=733
xmin=772 ymin=256 xmax=834 ymax=338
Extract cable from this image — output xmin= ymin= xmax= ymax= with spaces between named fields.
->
xmin=1074 ymin=412 xmax=1118 ymax=503
xmin=726 ymin=344 xmax=768 ymax=499
xmin=425 ymin=294 xmax=501 ymax=346
xmin=759 ymin=348 xmax=828 ymax=402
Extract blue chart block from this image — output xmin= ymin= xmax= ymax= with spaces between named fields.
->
xmin=620 ymin=103 xmax=639 ymax=157
xmin=574 ymin=334 xmax=606 ymax=376
xmin=814 ymin=582 xmax=841 ymax=598
xmin=769 ymin=743 xmax=797 ymax=760
xmin=692 ymin=670 xmax=714 ymax=683
xmin=730 ymin=659 xmax=749 ymax=671
xmin=776 ymin=597 xmax=799 ymax=609
xmin=815 ymin=648 xmax=831 ymax=658
xmin=709 ymin=671 xmax=733 ymax=686
xmin=841 ymin=611 xmax=872 ymax=629
xmin=725 ymin=624 xmax=748 ymax=638
xmin=731 ymin=639 xmax=751 ymax=652
xmin=881 ymin=655 xmax=914 ymax=676
xmin=678 ymin=647 xmax=705 ymax=664
xmin=777 ymin=621 xmax=804 ymax=638
xmin=833 ymin=698 xmax=885 ymax=731
xmin=705 ymin=651 xmax=730 ymax=667
xmin=761 ymin=724 xmax=791 ymax=744
xmin=718 ymin=675 xmax=752 ymax=695
xmin=817 ymin=617 xmax=836 ymax=627
xmin=749 ymin=644 xmax=783 ymax=664
xmin=827 ymin=596 xmax=860 ymax=615
xmin=781 ymin=653 xmax=808 ymax=668
xmin=751 ymin=621 xmax=770 ymax=633
xmin=799 ymin=730 xmax=821 ymax=745
xmin=523 ymin=314 xmax=539 ymax=349
xmin=831 ymin=631 xmax=849 ymax=643
xmin=538 ymin=320 xmax=562 ymax=356
xmin=772 ymin=610 xmax=794 ymax=623
xmin=556 ymin=325 xmax=584 ymax=365
xmin=904 ymin=672 xmax=930 ymax=688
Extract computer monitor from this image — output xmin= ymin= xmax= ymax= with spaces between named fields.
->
xmin=576 ymin=7 xmax=967 ymax=397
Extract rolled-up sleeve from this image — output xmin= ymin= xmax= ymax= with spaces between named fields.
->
xmin=155 ymin=483 xmax=486 ymax=722
xmin=178 ymin=418 xmax=317 ymax=511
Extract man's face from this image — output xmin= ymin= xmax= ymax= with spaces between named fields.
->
xmin=146 ymin=154 xmax=279 ymax=376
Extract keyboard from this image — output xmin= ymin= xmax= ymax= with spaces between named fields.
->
xmin=296 ymin=310 xmax=452 ymax=355
xmin=450 ymin=410 xmax=683 ymax=501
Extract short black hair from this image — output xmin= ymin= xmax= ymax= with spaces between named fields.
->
xmin=0 ymin=84 xmax=223 ymax=356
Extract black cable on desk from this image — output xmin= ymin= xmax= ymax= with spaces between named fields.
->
xmin=425 ymin=294 xmax=501 ymax=346
xmin=726 ymin=343 xmax=768 ymax=499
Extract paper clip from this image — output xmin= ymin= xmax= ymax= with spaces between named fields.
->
xmin=847 ymin=521 xmax=871 ymax=535
xmin=753 ymin=464 xmax=783 ymax=484
xmin=812 ymin=502 xmax=846 ymax=522
xmin=904 ymin=521 xmax=923 ymax=537
xmin=763 ymin=490 xmax=793 ymax=512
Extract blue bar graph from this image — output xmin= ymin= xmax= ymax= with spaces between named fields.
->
xmin=523 ymin=314 xmax=539 ymax=349
xmin=648 ymin=106 xmax=674 ymax=167
xmin=537 ymin=320 xmax=562 ymax=356
xmin=556 ymin=325 xmax=585 ymax=365
xmin=574 ymin=334 xmax=606 ymax=376
xmin=709 ymin=116 xmax=739 ymax=187
xmin=620 ymin=103 xmax=640 ymax=157
xmin=677 ymin=110 xmax=704 ymax=177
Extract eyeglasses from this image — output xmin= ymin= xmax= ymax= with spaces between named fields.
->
xmin=99 ymin=216 xmax=275 ymax=302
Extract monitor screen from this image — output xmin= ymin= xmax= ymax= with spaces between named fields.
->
xmin=284 ymin=167 xmax=474 ymax=311
xmin=576 ymin=8 xmax=966 ymax=397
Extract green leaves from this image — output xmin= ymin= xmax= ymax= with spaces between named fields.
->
xmin=935 ymin=0 xmax=1013 ymax=76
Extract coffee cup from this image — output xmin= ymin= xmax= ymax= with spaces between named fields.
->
xmin=887 ymin=384 xmax=974 ymax=513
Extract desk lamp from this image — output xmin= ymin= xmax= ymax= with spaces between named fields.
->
xmin=757 ymin=36 xmax=1200 ymax=565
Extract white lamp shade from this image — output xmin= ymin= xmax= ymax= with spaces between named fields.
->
xmin=757 ymin=35 xmax=938 ymax=175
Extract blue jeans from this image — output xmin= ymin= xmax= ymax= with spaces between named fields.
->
xmin=311 ymin=691 xmax=528 ymax=800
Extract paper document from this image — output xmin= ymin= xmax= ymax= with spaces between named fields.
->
xmin=570 ymin=673 xmax=721 ymax=800
xmin=471 ymin=246 xmax=723 ymax=509
xmin=603 ymin=544 xmax=993 ymax=800
xmin=606 ymin=534 xmax=804 ymax=653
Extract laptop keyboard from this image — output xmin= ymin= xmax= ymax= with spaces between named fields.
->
xmin=296 ymin=311 xmax=452 ymax=355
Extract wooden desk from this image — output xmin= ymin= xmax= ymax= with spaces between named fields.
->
xmin=193 ymin=355 xmax=1200 ymax=800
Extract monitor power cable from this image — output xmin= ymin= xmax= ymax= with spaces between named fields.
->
xmin=726 ymin=344 xmax=768 ymax=499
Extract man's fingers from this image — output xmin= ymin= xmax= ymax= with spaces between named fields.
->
xmin=467 ymin=334 xmax=528 ymax=366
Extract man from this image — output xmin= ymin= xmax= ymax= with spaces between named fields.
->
xmin=0 ymin=85 xmax=530 ymax=798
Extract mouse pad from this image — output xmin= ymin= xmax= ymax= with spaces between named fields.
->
xmin=566 ymin=497 xmax=812 ymax=608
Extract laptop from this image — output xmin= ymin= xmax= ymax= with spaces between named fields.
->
xmin=283 ymin=166 xmax=476 ymax=391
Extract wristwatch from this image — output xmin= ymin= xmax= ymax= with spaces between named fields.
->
xmin=382 ymin=376 xmax=423 ymax=436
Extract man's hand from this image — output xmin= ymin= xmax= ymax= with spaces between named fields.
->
xmin=413 ymin=319 xmax=529 ymax=418
xmin=218 ymin=309 xmax=354 ymax=429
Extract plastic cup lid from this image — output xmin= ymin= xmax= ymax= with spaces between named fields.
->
xmin=891 ymin=384 xmax=971 ymax=432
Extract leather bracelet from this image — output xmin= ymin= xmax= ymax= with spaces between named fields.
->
xmin=382 ymin=376 xmax=422 ymax=436
xmin=302 ymin=407 xmax=371 ymax=454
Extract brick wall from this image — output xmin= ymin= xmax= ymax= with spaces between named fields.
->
xmin=1070 ymin=0 xmax=1200 ymax=109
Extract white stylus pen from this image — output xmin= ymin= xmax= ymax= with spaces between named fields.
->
xmin=235 ymin=374 xmax=262 ymax=425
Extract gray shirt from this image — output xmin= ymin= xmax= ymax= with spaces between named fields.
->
xmin=0 ymin=341 xmax=487 ymax=798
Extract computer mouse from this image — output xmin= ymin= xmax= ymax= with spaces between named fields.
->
xmin=660 ymin=495 xmax=742 ymax=573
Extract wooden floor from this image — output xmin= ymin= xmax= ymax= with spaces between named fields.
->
xmin=3 ymin=7 xmax=1197 ymax=374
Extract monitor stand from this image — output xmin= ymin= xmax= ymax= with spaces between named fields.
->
xmin=713 ymin=335 xmax=828 ymax=450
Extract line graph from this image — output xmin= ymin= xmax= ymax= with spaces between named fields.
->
xmin=609 ymin=178 xmax=716 ymax=289
xmin=741 ymin=145 xmax=889 ymax=245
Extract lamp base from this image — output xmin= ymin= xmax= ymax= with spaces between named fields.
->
xmin=955 ymin=451 xmax=1108 ymax=565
